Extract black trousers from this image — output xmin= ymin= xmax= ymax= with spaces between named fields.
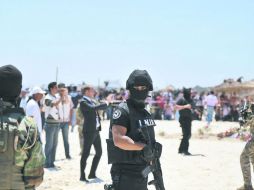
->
xmin=80 ymin=131 xmax=102 ymax=177
xmin=178 ymin=117 xmax=192 ymax=153
xmin=110 ymin=164 xmax=148 ymax=190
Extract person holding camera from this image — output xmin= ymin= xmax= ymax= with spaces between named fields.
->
xmin=44 ymin=82 xmax=63 ymax=168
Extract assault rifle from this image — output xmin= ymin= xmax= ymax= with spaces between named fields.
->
xmin=139 ymin=125 xmax=165 ymax=190
xmin=109 ymin=100 xmax=123 ymax=107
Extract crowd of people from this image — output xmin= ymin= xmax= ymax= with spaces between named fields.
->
xmin=19 ymin=83 xmax=250 ymax=137
xmin=145 ymin=89 xmax=249 ymax=125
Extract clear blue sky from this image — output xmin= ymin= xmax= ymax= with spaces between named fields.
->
xmin=0 ymin=0 xmax=253 ymax=89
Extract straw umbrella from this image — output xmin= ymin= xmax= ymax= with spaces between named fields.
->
xmin=213 ymin=81 xmax=254 ymax=98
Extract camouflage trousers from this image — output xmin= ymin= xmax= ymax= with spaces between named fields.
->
xmin=78 ymin=125 xmax=84 ymax=154
xmin=240 ymin=140 xmax=254 ymax=186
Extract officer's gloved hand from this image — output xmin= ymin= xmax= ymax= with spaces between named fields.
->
xmin=153 ymin=142 xmax=162 ymax=159
xmin=142 ymin=144 xmax=155 ymax=162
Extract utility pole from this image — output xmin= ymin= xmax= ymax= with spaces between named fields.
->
xmin=56 ymin=65 xmax=59 ymax=83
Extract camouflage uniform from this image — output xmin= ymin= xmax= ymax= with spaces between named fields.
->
xmin=238 ymin=115 xmax=254 ymax=190
xmin=0 ymin=65 xmax=44 ymax=190
xmin=76 ymin=105 xmax=84 ymax=154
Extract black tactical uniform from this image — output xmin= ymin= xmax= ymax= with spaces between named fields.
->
xmin=176 ymin=88 xmax=194 ymax=155
xmin=106 ymin=70 xmax=161 ymax=190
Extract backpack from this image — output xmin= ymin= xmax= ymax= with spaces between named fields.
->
xmin=0 ymin=104 xmax=45 ymax=189
xmin=0 ymin=116 xmax=25 ymax=190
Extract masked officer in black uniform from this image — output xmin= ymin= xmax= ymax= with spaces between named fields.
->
xmin=106 ymin=69 xmax=163 ymax=190
xmin=175 ymin=88 xmax=193 ymax=155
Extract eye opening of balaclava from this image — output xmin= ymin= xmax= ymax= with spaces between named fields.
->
xmin=129 ymin=87 xmax=149 ymax=101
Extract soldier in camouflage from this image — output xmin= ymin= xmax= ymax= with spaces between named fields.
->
xmin=76 ymin=103 xmax=84 ymax=154
xmin=0 ymin=65 xmax=44 ymax=190
xmin=238 ymin=103 xmax=254 ymax=190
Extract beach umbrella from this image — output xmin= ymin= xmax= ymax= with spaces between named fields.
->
xmin=213 ymin=81 xmax=254 ymax=97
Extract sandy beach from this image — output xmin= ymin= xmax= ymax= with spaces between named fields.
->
xmin=37 ymin=120 xmax=246 ymax=190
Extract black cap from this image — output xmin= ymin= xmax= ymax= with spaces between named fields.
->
xmin=126 ymin=69 xmax=153 ymax=91
xmin=0 ymin=65 xmax=22 ymax=102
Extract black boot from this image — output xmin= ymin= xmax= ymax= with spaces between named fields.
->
xmin=80 ymin=175 xmax=88 ymax=182
xmin=183 ymin=151 xmax=192 ymax=156
xmin=88 ymin=173 xmax=97 ymax=179
xmin=80 ymin=170 xmax=88 ymax=182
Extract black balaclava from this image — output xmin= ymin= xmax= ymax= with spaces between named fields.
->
xmin=0 ymin=65 xmax=22 ymax=105
xmin=130 ymin=88 xmax=149 ymax=101
xmin=126 ymin=70 xmax=153 ymax=109
xmin=183 ymin=88 xmax=191 ymax=102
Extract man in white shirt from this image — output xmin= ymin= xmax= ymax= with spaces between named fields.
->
xmin=19 ymin=87 xmax=29 ymax=111
xmin=44 ymin=82 xmax=63 ymax=168
xmin=58 ymin=83 xmax=74 ymax=159
xmin=26 ymin=86 xmax=45 ymax=140
xmin=204 ymin=91 xmax=218 ymax=127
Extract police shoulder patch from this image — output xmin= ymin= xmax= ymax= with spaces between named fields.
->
xmin=113 ymin=109 xmax=122 ymax=119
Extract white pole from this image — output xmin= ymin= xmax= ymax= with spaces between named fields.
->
xmin=56 ymin=66 xmax=59 ymax=83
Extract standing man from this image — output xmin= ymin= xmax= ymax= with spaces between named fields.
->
xmin=0 ymin=65 xmax=44 ymax=190
xmin=175 ymin=88 xmax=193 ymax=155
xmin=106 ymin=70 xmax=164 ymax=190
xmin=26 ymin=86 xmax=45 ymax=140
xmin=238 ymin=103 xmax=254 ymax=190
xmin=44 ymin=82 xmax=63 ymax=168
xmin=204 ymin=91 xmax=218 ymax=127
xmin=58 ymin=83 xmax=73 ymax=159
xmin=80 ymin=85 xmax=109 ymax=182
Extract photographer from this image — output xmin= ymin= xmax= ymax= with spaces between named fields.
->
xmin=44 ymin=82 xmax=63 ymax=168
